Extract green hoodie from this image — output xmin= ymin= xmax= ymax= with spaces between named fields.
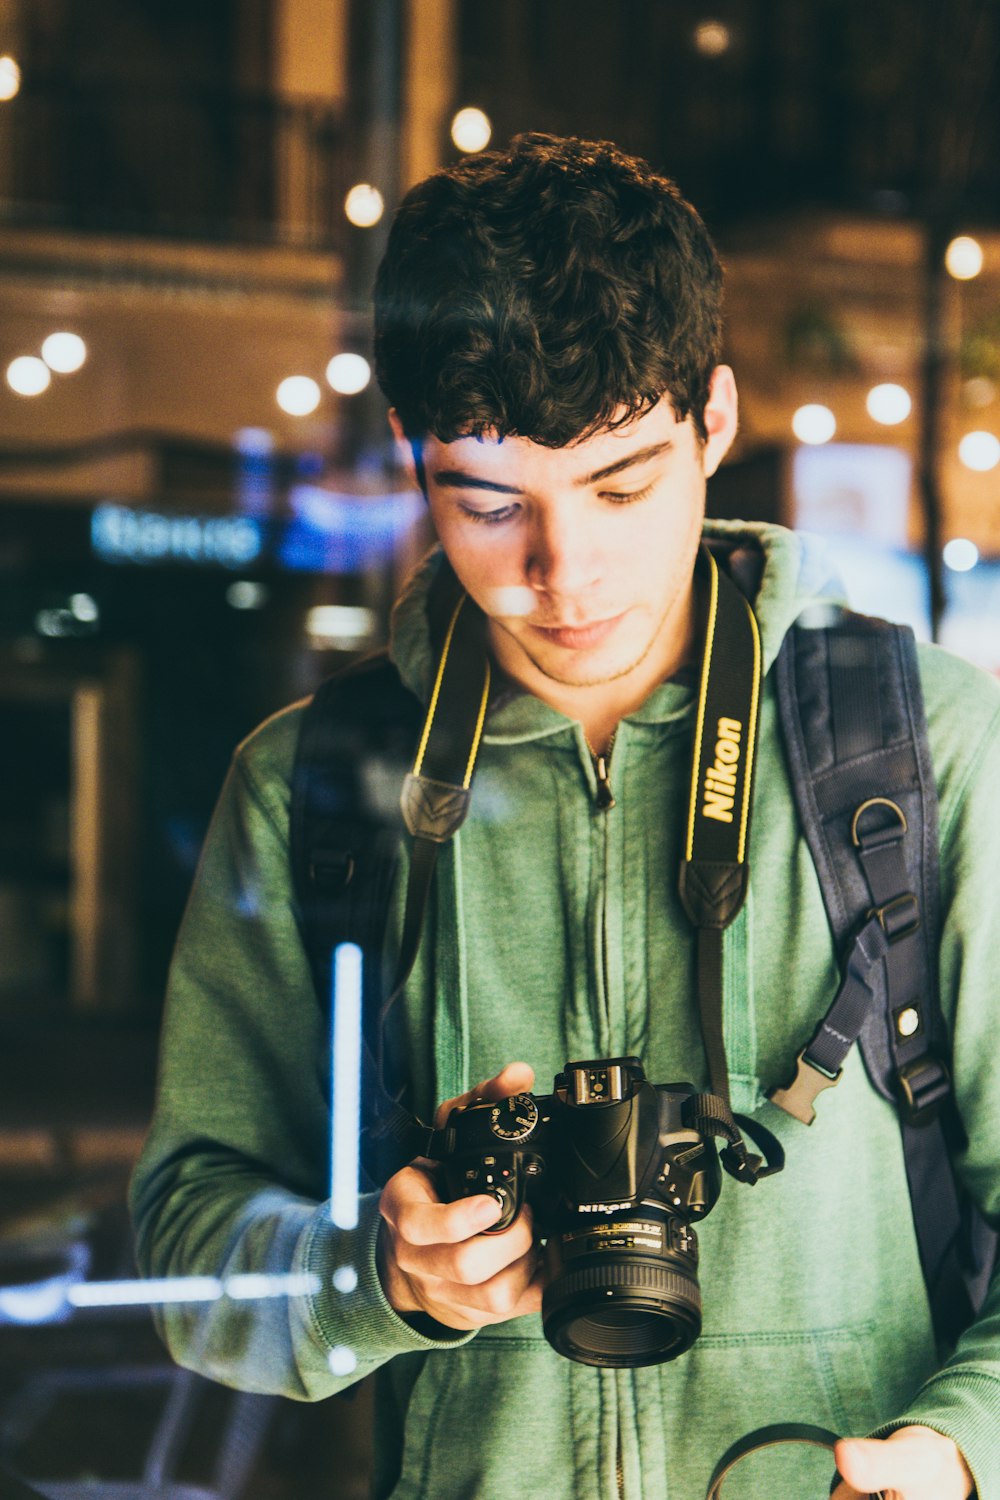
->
xmin=131 ymin=520 xmax=1000 ymax=1500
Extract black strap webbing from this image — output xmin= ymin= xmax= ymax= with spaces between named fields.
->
xmin=773 ymin=612 xmax=993 ymax=1351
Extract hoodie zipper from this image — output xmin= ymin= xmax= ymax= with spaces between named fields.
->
xmin=585 ymin=733 xmax=625 ymax=1500
xmin=586 ymin=730 xmax=617 ymax=811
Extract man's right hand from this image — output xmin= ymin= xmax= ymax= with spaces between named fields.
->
xmin=377 ymin=1062 xmax=545 ymax=1331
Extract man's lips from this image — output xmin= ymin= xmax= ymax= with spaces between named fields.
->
xmin=527 ymin=613 xmax=626 ymax=649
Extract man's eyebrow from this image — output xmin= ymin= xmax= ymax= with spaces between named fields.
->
xmin=430 ymin=440 xmax=673 ymax=495
xmin=431 ymin=470 xmax=524 ymax=495
xmin=575 ymin=441 xmax=673 ymax=486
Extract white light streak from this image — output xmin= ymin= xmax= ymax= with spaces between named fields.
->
xmin=306 ymin=604 xmax=376 ymax=648
xmin=225 ymin=1272 xmax=321 ymax=1300
xmin=69 ymin=1276 xmax=223 ymax=1308
xmin=330 ymin=943 xmax=363 ymax=1230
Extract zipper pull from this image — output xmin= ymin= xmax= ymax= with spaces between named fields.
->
xmin=594 ymin=755 xmax=615 ymax=810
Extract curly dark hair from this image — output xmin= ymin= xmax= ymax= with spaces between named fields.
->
xmin=373 ymin=132 xmax=723 ymax=451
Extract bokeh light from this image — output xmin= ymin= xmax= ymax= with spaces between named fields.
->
xmin=866 ymin=383 xmax=911 ymax=426
xmin=792 ymin=404 xmax=836 ymax=445
xmin=41 ymin=331 xmax=88 ymax=373
xmin=0 ymin=56 xmax=20 ymax=101
xmin=693 ymin=21 xmax=731 ymax=56
xmin=276 ymin=376 xmax=321 ymax=417
xmin=6 ymin=356 xmax=51 ymax=397
xmin=943 ymin=539 xmax=980 ymax=573
xmin=958 ymin=431 xmax=1000 ymax=472
xmin=344 ymin=183 xmax=384 ymax=228
xmin=326 ymin=352 xmax=371 ymax=395
xmin=945 ymin=236 xmax=984 ymax=281
xmin=450 ymin=107 xmax=492 ymax=153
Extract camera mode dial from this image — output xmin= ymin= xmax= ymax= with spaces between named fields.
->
xmin=489 ymin=1093 xmax=539 ymax=1142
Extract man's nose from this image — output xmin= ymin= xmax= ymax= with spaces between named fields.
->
xmin=525 ymin=511 xmax=601 ymax=597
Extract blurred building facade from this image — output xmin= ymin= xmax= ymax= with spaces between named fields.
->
xmin=0 ymin=0 xmax=997 ymax=1010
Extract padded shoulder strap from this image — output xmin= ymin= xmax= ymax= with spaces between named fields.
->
xmin=774 ymin=611 xmax=943 ymax=1099
xmin=773 ymin=610 xmax=993 ymax=1351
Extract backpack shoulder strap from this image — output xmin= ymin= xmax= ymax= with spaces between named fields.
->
xmin=773 ymin=608 xmax=993 ymax=1351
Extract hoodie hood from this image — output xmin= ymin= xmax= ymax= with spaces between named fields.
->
xmin=388 ymin=519 xmax=849 ymax=716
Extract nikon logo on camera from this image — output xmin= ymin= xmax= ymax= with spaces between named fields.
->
xmin=701 ymin=717 xmax=743 ymax=824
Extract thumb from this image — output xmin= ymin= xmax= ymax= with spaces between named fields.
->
xmin=434 ymin=1062 xmax=535 ymax=1127
xmin=835 ymin=1427 xmax=971 ymax=1499
xmin=835 ymin=1437 xmax=896 ymax=1495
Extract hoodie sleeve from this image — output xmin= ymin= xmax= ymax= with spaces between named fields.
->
xmin=129 ymin=717 xmax=472 ymax=1399
xmin=867 ymin=660 xmax=1000 ymax=1496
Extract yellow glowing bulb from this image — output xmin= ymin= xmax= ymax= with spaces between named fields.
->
xmin=945 ymin=236 xmax=984 ymax=281
xmin=0 ymin=56 xmax=21 ymax=102
xmin=344 ymin=183 xmax=384 ymax=228
xmin=693 ymin=21 xmax=731 ymax=56
xmin=451 ymin=107 xmax=492 ymax=154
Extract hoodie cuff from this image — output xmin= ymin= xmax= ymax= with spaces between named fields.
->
xmin=297 ymin=1191 xmax=477 ymax=1363
xmin=869 ymin=1371 xmax=1000 ymax=1500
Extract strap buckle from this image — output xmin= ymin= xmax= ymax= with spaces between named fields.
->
xmin=869 ymin=891 xmax=920 ymax=943
xmin=897 ymin=1054 xmax=951 ymax=1125
xmin=768 ymin=1049 xmax=841 ymax=1126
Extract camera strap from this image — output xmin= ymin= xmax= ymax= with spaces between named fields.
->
xmin=704 ymin=1423 xmax=885 ymax=1499
xmin=679 ymin=548 xmax=763 ymax=1135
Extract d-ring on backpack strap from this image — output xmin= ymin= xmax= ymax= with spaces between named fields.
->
xmin=770 ymin=608 xmax=997 ymax=1352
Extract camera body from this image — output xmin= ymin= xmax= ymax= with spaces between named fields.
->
xmin=436 ymin=1056 xmax=723 ymax=1367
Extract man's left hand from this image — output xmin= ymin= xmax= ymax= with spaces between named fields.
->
xmin=831 ymin=1425 xmax=974 ymax=1499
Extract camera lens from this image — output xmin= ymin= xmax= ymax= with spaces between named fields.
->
xmin=541 ymin=1205 xmax=701 ymax=1367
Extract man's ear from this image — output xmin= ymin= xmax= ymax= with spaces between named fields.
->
xmin=387 ymin=408 xmax=412 ymax=473
xmin=388 ymin=408 xmax=428 ymax=496
xmin=701 ymin=366 xmax=739 ymax=478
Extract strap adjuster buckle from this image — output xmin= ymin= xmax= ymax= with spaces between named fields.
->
xmin=870 ymin=891 xmax=920 ymax=943
xmin=897 ymin=1054 xmax=951 ymax=1125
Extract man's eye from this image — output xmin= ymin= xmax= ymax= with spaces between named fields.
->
xmin=601 ymin=481 xmax=656 ymax=506
xmin=459 ymin=504 xmax=517 ymax=525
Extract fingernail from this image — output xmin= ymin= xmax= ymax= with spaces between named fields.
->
xmin=473 ymin=1196 xmax=502 ymax=1226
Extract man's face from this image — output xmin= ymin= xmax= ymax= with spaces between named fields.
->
xmin=394 ymin=368 xmax=737 ymax=711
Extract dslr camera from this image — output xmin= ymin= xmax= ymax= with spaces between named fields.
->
xmin=435 ymin=1056 xmax=724 ymax=1368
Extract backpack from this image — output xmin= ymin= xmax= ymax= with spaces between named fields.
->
xmin=290 ymin=562 xmax=995 ymax=1357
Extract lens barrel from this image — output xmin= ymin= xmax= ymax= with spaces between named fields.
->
xmin=541 ymin=1206 xmax=701 ymax=1367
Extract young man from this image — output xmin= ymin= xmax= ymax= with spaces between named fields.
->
xmin=131 ymin=135 xmax=1000 ymax=1499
